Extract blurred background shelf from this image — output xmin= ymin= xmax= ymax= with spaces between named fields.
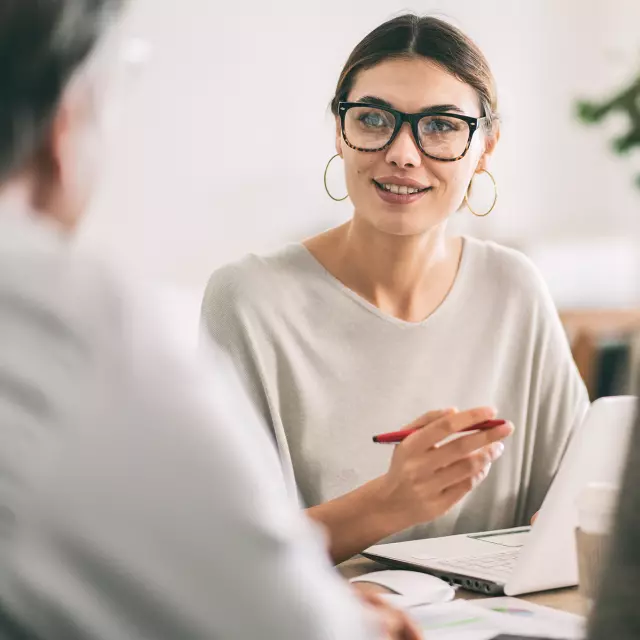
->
xmin=560 ymin=308 xmax=640 ymax=399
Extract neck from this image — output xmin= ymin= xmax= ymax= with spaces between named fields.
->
xmin=0 ymin=176 xmax=72 ymax=235
xmin=345 ymin=215 xmax=451 ymax=291
xmin=308 ymin=215 xmax=464 ymax=323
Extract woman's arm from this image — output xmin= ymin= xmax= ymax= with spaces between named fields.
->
xmin=307 ymin=476 xmax=405 ymax=564
xmin=523 ymin=283 xmax=590 ymax=520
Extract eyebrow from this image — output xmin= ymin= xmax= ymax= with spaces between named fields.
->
xmin=355 ymin=95 xmax=466 ymax=115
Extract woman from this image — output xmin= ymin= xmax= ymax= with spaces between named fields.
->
xmin=202 ymin=14 xmax=588 ymax=563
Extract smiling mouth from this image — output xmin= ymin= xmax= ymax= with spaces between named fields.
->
xmin=373 ymin=180 xmax=431 ymax=195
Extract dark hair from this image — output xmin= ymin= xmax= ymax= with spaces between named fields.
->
xmin=0 ymin=0 xmax=124 ymax=182
xmin=331 ymin=14 xmax=499 ymax=134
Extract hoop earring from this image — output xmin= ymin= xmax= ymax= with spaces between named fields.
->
xmin=324 ymin=154 xmax=348 ymax=202
xmin=464 ymin=169 xmax=498 ymax=217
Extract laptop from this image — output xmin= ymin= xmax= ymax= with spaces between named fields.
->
xmin=363 ymin=396 xmax=637 ymax=596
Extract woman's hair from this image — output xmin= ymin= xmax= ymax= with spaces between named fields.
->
xmin=331 ymin=14 xmax=499 ymax=133
xmin=0 ymin=0 xmax=124 ymax=182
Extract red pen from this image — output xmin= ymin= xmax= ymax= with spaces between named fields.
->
xmin=372 ymin=419 xmax=506 ymax=444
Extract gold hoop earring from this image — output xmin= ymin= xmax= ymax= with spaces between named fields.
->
xmin=464 ymin=169 xmax=498 ymax=217
xmin=324 ymin=154 xmax=348 ymax=202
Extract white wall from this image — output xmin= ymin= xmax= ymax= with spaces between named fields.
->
xmin=78 ymin=0 xmax=640 ymax=306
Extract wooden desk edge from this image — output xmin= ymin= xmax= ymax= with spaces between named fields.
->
xmin=338 ymin=556 xmax=587 ymax=616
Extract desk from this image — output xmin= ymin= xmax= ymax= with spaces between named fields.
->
xmin=339 ymin=556 xmax=587 ymax=616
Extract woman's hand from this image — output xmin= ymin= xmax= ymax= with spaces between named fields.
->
xmin=353 ymin=584 xmax=423 ymax=640
xmin=378 ymin=407 xmax=514 ymax=531
xmin=306 ymin=407 xmax=514 ymax=564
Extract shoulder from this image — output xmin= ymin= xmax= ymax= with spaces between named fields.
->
xmin=203 ymin=254 xmax=268 ymax=310
xmin=0 ymin=217 xmax=128 ymax=356
xmin=463 ymin=236 xmax=551 ymax=303
xmin=0 ymin=217 xmax=245 ymax=434
xmin=0 ymin=215 xmax=203 ymax=407
xmin=0 ymin=218 xmax=149 ymax=491
xmin=202 ymin=244 xmax=312 ymax=322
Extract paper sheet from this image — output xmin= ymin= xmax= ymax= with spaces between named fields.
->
xmin=409 ymin=598 xmax=585 ymax=640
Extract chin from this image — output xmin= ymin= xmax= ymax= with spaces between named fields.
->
xmin=367 ymin=208 xmax=442 ymax=237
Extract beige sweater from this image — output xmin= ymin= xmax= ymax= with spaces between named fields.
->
xmin=202 ymin=237 xmax=589 ymax=542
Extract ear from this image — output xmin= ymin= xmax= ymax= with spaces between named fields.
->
xmin=29 ymin=101 xmax=71 ymax=213
xmin=475 ymin=127 xmax=500 ymax=174
xmin=49 ymin=99 xmax=75 ymax=182
xmin=334 ymin=115 xmax=343 ymax=157
xmin=32 ymin=85 xmax=97 ymax=230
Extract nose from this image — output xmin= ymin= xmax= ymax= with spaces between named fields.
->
xmin=385 ymin=122 xmax=422 ymax=169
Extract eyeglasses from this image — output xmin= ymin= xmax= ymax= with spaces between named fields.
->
xmin=338 ymin=102 xmax=488 ymax=162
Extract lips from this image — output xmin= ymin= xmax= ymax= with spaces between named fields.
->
xmin=372 ymin=178 xmax=432 ymax=204
xmin=373 ymin=180 xmax=432 ymax=204
xmin=374 ymin=180 xmax=429 ymax=195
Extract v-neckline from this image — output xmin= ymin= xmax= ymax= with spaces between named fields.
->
xmin=295 ymin=236 xmax=473 ymax=328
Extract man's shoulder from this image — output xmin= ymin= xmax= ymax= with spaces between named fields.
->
xmin=0 ymin=216 xmax=128 ymax=354
xmin=0 ymin=217 xmax=139 ymax=502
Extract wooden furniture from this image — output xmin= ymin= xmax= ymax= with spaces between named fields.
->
xmin=560 ymin=308 xmax=640 ymax=398
xmin=339 ymin=556 xmax=587 ymax=616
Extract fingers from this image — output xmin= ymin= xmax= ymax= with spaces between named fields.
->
xmin=398 ymin=612 xmax=423 ymax=640
xmin=437 ymin=467 xmax=493 ymax=513
xmin=429 ymin=443 xmax=504 ymax=493
xmin=404 ymin=407 xmax=498 ymax=451
xmin=394 ymin=611 xmax=423 ymax=640
xmin=402 ymin=407 xmax=457 ymax=430
xmin=360 ymin=592 xmax=423 ymax=640
xmin=431 ymin=445 xmax=504 ymax=514
xmin=428 ymin=421 xmax=513 ymax=471
xmin=373 ymin=604 xmax=408 ymax=640
xmin=391 ymin=610 xmax=423 ymax=640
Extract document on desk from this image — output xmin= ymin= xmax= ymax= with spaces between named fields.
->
xmin=472 ymin=598 xmax=585 ymax=639
xmin=409 ymin=598 xmax=585 ymax=640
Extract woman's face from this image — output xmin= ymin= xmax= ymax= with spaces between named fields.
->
xmin=336 ymin=57 xmax=496 ymax=237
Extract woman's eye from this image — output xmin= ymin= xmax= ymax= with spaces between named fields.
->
xmin=422 ymin=119 xmax=455 ymax=134
xmin=359 ymin=112 xmax=389 ymax=128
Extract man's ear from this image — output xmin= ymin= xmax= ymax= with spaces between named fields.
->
xmin=30 ymin=101 xmax=71 ymax=211
xmin=476 ymin=126 xmax=500 ymax=174
xmin=49 ymin=99 xmax=75 ymax=180
xmin=32 ymin=84 xmax=97 ymax=230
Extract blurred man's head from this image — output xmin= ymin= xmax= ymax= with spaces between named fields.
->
xmin=0 ymin=0 xmax=125 ymax=232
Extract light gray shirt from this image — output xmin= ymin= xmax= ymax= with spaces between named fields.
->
xmin=0 ymin=211 xmax=374 ymax=640
xmin=202 ymin=238 xmax=589 ymax=542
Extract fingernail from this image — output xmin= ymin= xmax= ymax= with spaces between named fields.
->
xmin=492 ymin=442 xmax=505 ymax=458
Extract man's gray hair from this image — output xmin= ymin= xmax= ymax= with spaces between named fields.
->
xmin=0 ymin=0 xmax=124 ymax=182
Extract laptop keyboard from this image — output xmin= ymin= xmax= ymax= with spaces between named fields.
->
xmin=430 ymin=548 xmax=521 ymax=580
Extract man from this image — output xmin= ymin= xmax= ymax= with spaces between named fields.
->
xmin=0 ymin=1 xmax=419 ymax=638
xmin=587 ymin=398 xmax=640 ymax=639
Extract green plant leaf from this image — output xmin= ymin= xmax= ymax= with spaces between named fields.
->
xmin=576 ymin=100 xmax=601 ymax=123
